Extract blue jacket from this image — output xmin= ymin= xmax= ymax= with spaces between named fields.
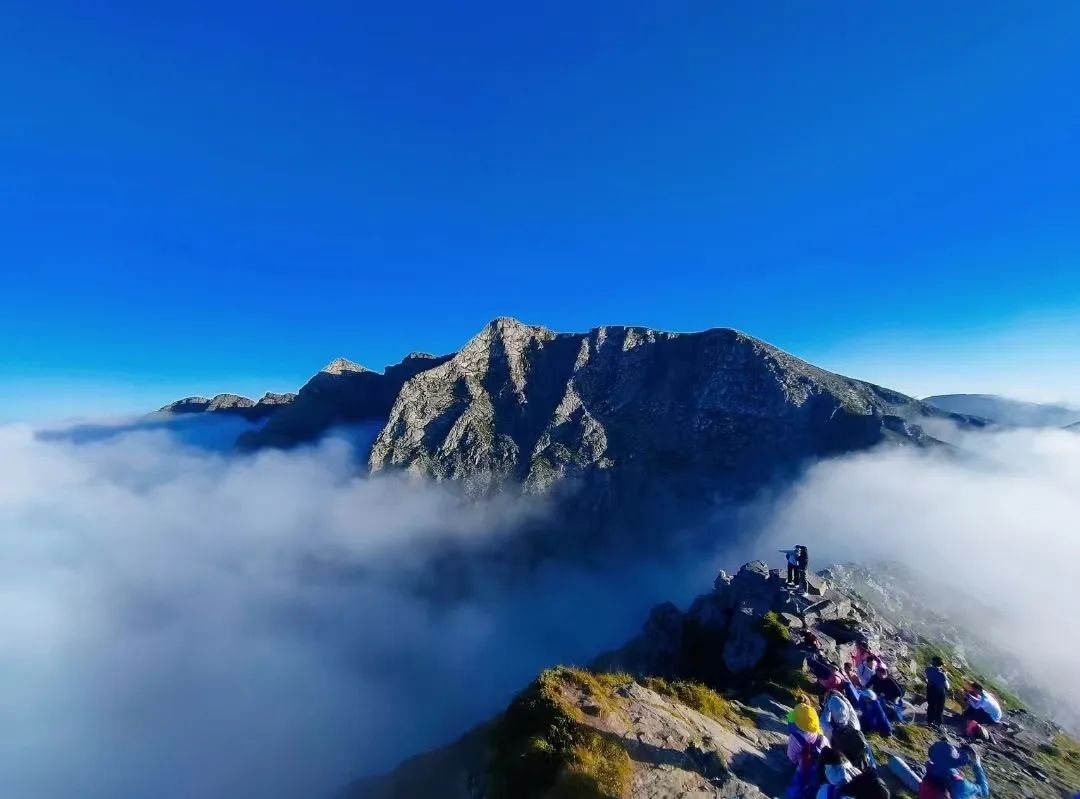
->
xmin=925 ymin=665 xmax=950 ymax=692
xmin=920 ymin=760 xmax=990 ymax=798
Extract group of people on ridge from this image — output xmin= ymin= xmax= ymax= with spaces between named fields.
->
xmin=780 ymin=548 xmax=1001 ymax=799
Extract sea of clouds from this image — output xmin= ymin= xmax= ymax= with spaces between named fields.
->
xmin=0 ymin=415 xmax=719 ymax=798
xmin=0 ymin=415 xmax=1077 ymax=797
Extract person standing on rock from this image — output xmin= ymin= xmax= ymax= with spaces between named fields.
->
xmin=924 ymin=656 xmax=950 ymax=728
xmin=782 ymin=547 xmax=801 ymax=585
xmin=796 ymin=544 xmax=809 ymax=590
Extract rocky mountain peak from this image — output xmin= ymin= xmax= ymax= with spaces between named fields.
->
xmin=205 ymin=393 xmax=256 ymax=411
xmin=321 ymin=357 xmax=371 ymax=376
xmin=158 ymin=396 xmax=212 ymax=414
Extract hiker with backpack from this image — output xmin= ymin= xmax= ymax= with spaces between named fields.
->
xmin=917 ymin=741 xmax=989 ymax=798
xmin=816 ymin=749 xmax=890 ymax=799
xmin=962 ymin=683 xmax=1002 ymax=725
xmin=781 ymin=548 xmax=801 ymax=585
xmin=796 ymin=544 xmax=809 ymax=590
xmin=788 ymin=703 xmax=829 ymax=765
xmin=867 ymin=665 xmax=908 ymax=723
xmin=820 ymin=689 xmax=862 ymax=736
xmin=787 ymin=703 xmax=829 ymax=799
xmin=830 ymin=718 xmax=876 ymax=772
xmin=856 ymin=689 xmax=894 ymax=737
xmin=924 ymin=656 xmax=950 ymax=728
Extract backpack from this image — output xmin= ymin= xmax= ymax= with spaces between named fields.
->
xmin=917 ymin=775 xmax=954 ymax=799
xmin=840 ymin=770 xmax=890 ymax=799
xmin=832 ymin=724 xmax=873 ymax=771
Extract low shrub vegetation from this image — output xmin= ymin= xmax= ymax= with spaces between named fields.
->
xmin=488 ymin=668 xmax=632 ymax=799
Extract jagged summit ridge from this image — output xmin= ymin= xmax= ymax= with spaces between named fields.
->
xmin=158 ymin=391 xmax=296 ymax=421
xmin=157 ymin=318 xmax=979 ymax=489
xmin=321 ymin=357 xmax=371 ymax=375
xmin=368 ymin=320 xmax=966 ymax=500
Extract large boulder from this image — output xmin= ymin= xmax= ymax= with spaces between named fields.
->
xmin=722 ymin=606 xmax=768 ymax=673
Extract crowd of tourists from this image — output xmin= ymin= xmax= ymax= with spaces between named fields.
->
xmin=778 ymin=547 xmax=1000 ymax=798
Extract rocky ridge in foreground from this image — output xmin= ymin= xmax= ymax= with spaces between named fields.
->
xmin=348 ymin=561 xmax=1080 ymax=799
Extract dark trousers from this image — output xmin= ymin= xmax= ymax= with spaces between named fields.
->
xmin=787 ymin=564 xmax=797 ymax=583
xmin=963 ymin=706 xmax=997 ymax=725
xmin=794 ymin=567 xmax=806 ymax=588
xmin=926 ymin=686 xmax=946 ymax=725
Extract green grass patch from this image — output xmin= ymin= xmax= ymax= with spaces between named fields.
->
xmin=488 ymin=668 xmax=632 ymax=799
xmin=641 ymin=676 xmax=753 ymax=728
xmin=866 ymin=724 xmax=938 ymax=767
xmin=761 ymin=664 xmax=817 ymax=707
xmin=1035 ymin=733 xmax=1080 ymax=788
xmin=552 ymin=730 xmax=632 ymax=799
xmin=759 ymin=611 xmax=792 ymax=645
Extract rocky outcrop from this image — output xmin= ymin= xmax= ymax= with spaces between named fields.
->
xmin=370 ymin=319 xmax=974 ymax=496
xmin=348 ymin=562 xmax=1080 ymax=799
xmin=237 ymin=353 xmax=452 ymax=450
xmin=158 ymin=391 xmax=297 ymax=421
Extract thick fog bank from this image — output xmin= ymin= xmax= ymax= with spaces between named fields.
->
xmin=0 ymin=418 xmax=716 ymax=799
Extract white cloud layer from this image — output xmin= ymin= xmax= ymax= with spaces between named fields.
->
xmin=0 ymin=418 xmax=711 ymax=799
xmin=756 ymin=425 xmax=1080 ymax=726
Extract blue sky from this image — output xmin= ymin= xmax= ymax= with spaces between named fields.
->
xmin=2 ymin=1 xmax=1079 ymax=419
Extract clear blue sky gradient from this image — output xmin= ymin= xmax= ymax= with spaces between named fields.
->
xmin=2 ymin=1 xmax=1079 ymax=417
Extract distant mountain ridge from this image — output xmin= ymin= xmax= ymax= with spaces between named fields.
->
xmin=923 ymin=393 xmax=1080 ymax=428
xmin=367 ymin=319 xmax=972 ymax=500
xmin=159 ymin=319 xmax=978 ymax=530
xmin=158 ymin=391 xmax=297 ymax=421
xmin=235 ymin=352 xmax=453 ymax=450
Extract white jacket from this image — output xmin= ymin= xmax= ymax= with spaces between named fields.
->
xmin=969 ymin=691 xmax=1003 ymax=722
xmin=820 ymin=692 xmax=861 ymax=735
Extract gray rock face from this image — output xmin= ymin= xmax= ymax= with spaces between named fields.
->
xmin=367 ymin=318 xmax=975 ymax=542
xmin=237 ymin=353 xmax=452 ymax=450
xmin=158 ymin=392 xmax=296 ymax=421
xmin=159 ymin=396 xmax=213 ymax=414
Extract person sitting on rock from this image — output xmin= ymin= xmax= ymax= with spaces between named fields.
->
xmin=808 ymin=655 xmax=847 ymax=695
xmin=788 ymin=703 xmax=829 ymax=762
xmin=817 ymin=748 xmax=890 ymax=799
xmin=853 ymin=640 xmax=880 ymax=671
xmin=856 ymin=654 xmax=882 ymax=690
xmin=867 ymin=666 xmax=907 ymax=723
xmin=840 ymin=663 xmax=864 ymax=706
xmin=961 ymin=682 xmax=1002 ymax=726
xmin=820 ymin=689 xmax=862 ymax=737
xmin=787 ymin=703 xmax=829 ymax=798
xmin=924 ymin=656 xmax=950 ymax=728
xmin=917 ymin=741 xmax=989 ymax=798
xmin=856 ymin=689 xmax=893 ymax=737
